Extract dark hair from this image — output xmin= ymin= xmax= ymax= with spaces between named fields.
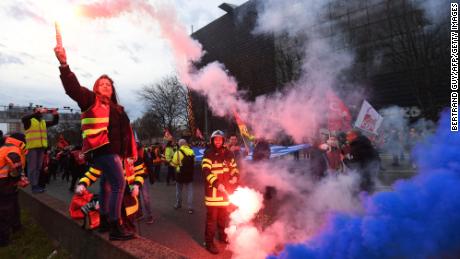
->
xmin=9 ymin=132 xmax=26 ymax=143
xmin=93 ymin=74 xmax=119 ymax=104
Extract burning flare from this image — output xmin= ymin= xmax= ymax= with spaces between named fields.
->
xmin=55 ymin=21 xmax=62 ymax=47
xmin=226 ymin=187 xmax=266 ymax=259
xmin=228 ymin=187 xmax=264 ymax=225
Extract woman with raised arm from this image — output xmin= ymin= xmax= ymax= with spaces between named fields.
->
xmin=54 ymin=45 xmax=137 ymax=241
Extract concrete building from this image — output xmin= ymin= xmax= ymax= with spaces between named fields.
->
xmin=191 ymin=0 xmax=449 ymax=135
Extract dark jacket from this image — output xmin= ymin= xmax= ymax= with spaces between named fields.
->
xmin=343 ymin=135 xmax=380 ymax=192
xmin=253 ymin=140 xmax=271 ymax=161
xmin=305 ymin=146 xmax=328 ymax=180
xmin=59 ymin=65 xmax=135 ymax=158
xmin=344 ymin=136 xmax=380 ymax=169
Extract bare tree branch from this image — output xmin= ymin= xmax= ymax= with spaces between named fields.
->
xmin=137 ymin=75 xmax=189 ymax=138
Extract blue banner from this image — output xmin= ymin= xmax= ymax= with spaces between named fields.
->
xmin=191 ymin=144 xmax=310 ymax=162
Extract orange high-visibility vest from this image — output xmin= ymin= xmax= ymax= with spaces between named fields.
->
xmin=81 ymin=97 xmax=110 ymax=153
xmin=25 ymin=118 xmax=48 ymax=149
xmin=0 ymin=138 xmax=26 ymax=179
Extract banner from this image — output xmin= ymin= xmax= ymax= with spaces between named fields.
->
xmin=192 ymin=144 xmax=310 ymax=162
xmin=354 ymin=100 xmax=383 ymax=134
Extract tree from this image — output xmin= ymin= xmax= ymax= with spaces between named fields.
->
xmin=138 ymin=76 xmax=189 ymax=136
xmin=380 ymin=0 xmax=448 ymax=119
xmin=132 ymin=110 xmax=162 ymax=143
xmin=47 ymin=121 xmax=81 ymax=147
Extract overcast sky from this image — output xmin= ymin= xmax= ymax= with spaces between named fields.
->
xmin=0 ymin=0 xmax=247 ymax=129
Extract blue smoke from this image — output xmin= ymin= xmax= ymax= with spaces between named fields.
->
xmin=270 ymin=111 xmax=460 ymax=259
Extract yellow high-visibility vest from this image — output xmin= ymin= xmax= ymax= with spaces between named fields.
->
xmin=25 ymin=118 xmax=48 ymax=149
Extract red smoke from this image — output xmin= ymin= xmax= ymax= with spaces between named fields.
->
xmin=77 ymin=0 xmax=341 ymax=143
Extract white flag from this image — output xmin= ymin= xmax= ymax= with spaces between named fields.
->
xmin=354 ymin=100 xmax=383 ymax=134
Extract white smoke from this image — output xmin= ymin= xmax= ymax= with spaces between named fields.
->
xmin=228 ymin=159 xmax=363 ymax=258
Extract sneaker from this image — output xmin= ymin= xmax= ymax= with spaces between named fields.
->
xmin=173 ymin=204 xmax=181 ymax=210
xmin=145 ymin=216 xmax=154 ymax=224
xmin=188 ymin=209 xmax=194 ymax=214
xmin=205 ymin=241 xmax=219 ymax=254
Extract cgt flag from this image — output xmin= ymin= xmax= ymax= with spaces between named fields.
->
xmin=326 ymin=90 xmax=352 ymax=132
xmin=354 ymin=100 xmax=383 ymax=134
xmin=163 ymin=128 xmax=173 ymax=141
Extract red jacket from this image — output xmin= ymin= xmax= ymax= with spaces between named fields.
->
xmin=59 ymin=65 xmax=136 ymax=159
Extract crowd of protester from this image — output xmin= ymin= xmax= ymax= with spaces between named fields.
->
xmin=0 ymin=123 xmax=427 ymax=251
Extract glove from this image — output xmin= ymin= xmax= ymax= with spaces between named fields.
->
xmin=229 ymin=176 xmax=238 ymax=185
xmin=131 ymin=185 xmax=140 ymax=197
xmin=75 ymin=184 xmax=86 ymax=195
xmin=319 ymin=143 xmax=329 ymax=151
xmin=217 ymin=184 xmax=227 ymax=194
xmin=18 ymin=176 xmax=30 ymax=188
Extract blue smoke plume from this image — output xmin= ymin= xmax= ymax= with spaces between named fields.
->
xmin=270 ymin=111 xmax=460 ymax=259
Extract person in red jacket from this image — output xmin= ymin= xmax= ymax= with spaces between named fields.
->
xmin=54 ymin=45 xmax=137 ymax=241
xmin=69 ymin=146 xmax=87 ymax=192
xmin=202 ymin=130 xmax=239 ymax=254
xmin=57 ymin=134 xmax=69 ymax=150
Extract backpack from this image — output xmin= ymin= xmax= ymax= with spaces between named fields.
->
xmin=176 ymin=149 xmax=195 ymax=183
xmin=69 ymin=191 xmax=100 ymax=230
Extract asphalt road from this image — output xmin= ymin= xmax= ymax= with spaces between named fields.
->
xmin=41 ymin=152 xmax=416 ymax=258
xmin=44 ymin=166 xmax=232 ymax=259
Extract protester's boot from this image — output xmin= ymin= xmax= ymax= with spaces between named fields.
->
xmin=205 ymin=241 xmax=219 ymax=254
xmin=98 ymin=214 xmax=109 ymax=233
xmin=108 ymin=220 xmax=134 ymax=241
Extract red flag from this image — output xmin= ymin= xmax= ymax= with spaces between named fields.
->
xmin=326 ymin=90 xmax=352 ymax=132
xmin=163 ymin=129 xmax=173 ymax=141
xmin=195 ymin=128 xmax=204 ymax=140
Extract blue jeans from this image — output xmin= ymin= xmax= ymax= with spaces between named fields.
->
xmin=176 ymin=182 xmax=193 ymax=209
xmin=95 ymin=154 xmax=126 ymax=222
xmin=139 ymin=180 xmax=152 ymax=218
xmin=26 ymin=148 xmax=45 ymax=187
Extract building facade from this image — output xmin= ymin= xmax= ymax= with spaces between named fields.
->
xmin=191 ymin=0 xmax=449 ymax=136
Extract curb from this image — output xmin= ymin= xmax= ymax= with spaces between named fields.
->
xmin=19 ymin=189 xmax=188 ymax=259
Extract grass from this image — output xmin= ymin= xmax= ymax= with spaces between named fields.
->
xmin=0 ymin=210 xmax=71 ymax=259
